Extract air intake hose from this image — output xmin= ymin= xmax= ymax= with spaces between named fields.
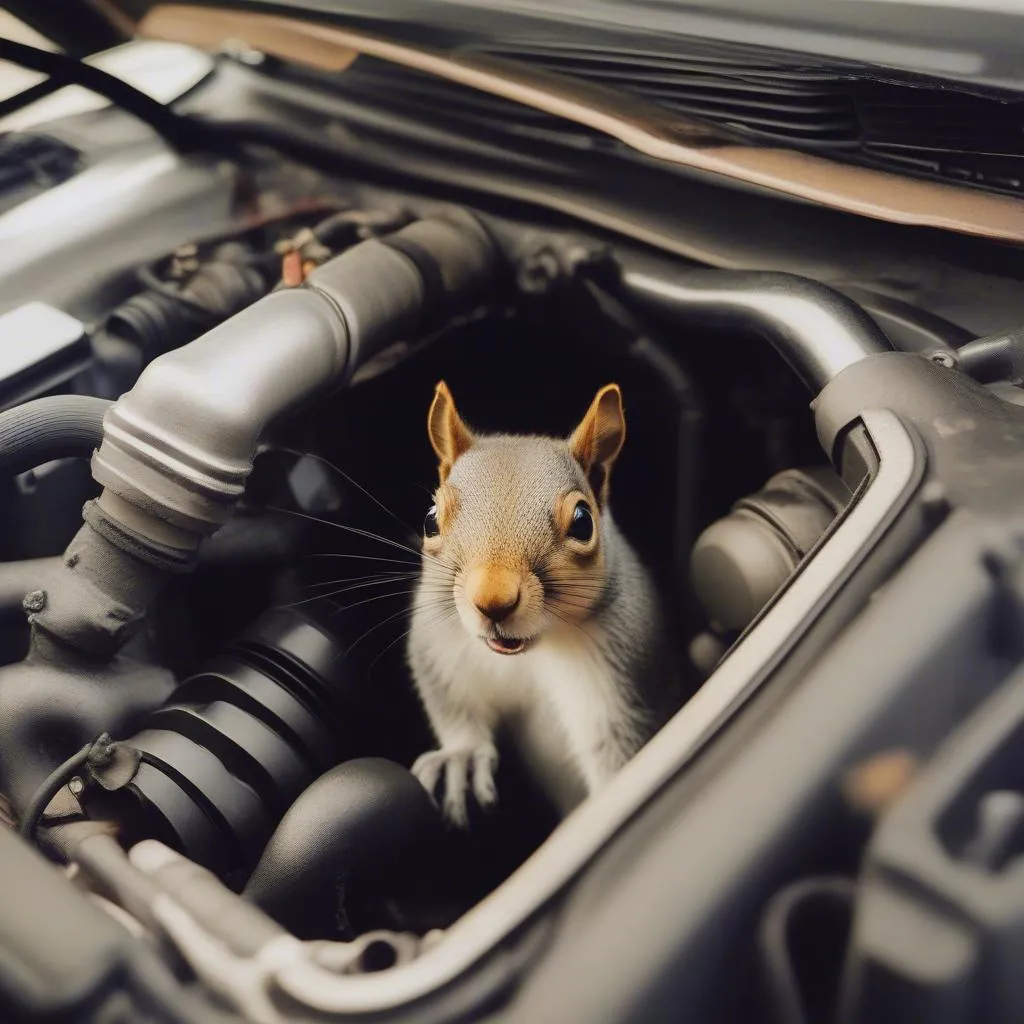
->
xmin=27 ymin=209 xmax=496 ymax=656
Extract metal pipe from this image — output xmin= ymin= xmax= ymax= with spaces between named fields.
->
xmin=29 ymin=210 xmax=496 ymax=656
xmin=618 ymin=256 xmax=891 ymax=393
xmin=92 ymin=211 xmax=495 ymax=540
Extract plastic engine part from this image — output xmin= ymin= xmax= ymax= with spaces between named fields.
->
xmin=89 ymin=607 xmax=361 ymax=883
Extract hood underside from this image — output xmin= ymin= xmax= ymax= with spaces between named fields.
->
xmin=29 ymin=0 xmax=1024 ymax=90
xmin=6 ymin=0 xmax=1024 ymax=241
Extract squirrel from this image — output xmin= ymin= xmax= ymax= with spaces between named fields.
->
xmin=407 ymin=380 xmax=682 ymax=827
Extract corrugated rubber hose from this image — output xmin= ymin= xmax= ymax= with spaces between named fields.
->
xmin=0 ymin=395 xmax=111 ymax=477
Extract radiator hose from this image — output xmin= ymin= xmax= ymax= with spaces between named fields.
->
xmin=0 ymin=395 xmax=111 ymax=477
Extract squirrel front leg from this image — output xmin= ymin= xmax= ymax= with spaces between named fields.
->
xmin=410 ymin=650 xmax=499 ymax=828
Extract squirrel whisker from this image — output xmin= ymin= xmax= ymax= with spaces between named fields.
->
xmin=267 ymin=506 xmax=459 ymax=573
xmin=366 ymin=603 xmax=462 ymax=673
xmin=262 ymin=445 xmax=420 ymax=537
xmin=544 ymin=604 xmax=597 ymax=647
xmin=367 ymin=625 xmax=417 ymax=674
xmin=286 ymin=586 xmax=424 ymax=611
xmin=539 ymin=575 xmax=607 ymax=587
xmin=330 ymin=600 xmax=459 ymax=671
xmin=304 ymin=570 xmax=421 ymax=587
xmin=298 ymin=576 xmax=425 ymax=600
xmin=304 ymin=552 xmax=425 ymax=568
xmin=324 ymin=589 xmax=428 ymax=613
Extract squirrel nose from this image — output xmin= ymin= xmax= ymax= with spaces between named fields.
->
xmin=467 ymin=566 xmax=521 ymax=623
xmin=475 ymin=591 xmax=520 ymax=623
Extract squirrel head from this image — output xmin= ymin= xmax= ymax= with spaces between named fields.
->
xmin=422 ymin=380 xmax=626 ymax=656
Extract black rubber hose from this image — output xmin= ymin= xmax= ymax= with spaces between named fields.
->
xmin=955 ymin=325 xmax=1024 ymax=385
xmin=243 ymin=759 xmax=442 ymax=940
xmin=108 ymin=260 xmax=268 ymax=364
xmin=0 ymin=395 xmax=111 ymax=476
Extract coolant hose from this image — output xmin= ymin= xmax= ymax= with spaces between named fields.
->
xmin=0 ymin=395 xmax=111 ymax=476
xmin=618 ymin=256 xmax=892 ymax=393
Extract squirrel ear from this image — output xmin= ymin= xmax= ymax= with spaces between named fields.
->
xmin=428 ymin=381 xmax=474 ymax=482
xmin=569 ymin=383 xmax=626 ymax=503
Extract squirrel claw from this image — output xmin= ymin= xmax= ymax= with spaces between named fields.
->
xmin=413 ymin=742 xmax=499 ymax=828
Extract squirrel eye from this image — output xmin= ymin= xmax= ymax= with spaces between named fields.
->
xmin=567 ymin=500 xmax=594 ymax=543
xmin=424 ymin=505 xmax=440 ymax=538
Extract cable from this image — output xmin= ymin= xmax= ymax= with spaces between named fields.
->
xmin=17 ymin=741 xmax=94 ymax=842
xmin=0 ymin=39 xmax=203 ymax=152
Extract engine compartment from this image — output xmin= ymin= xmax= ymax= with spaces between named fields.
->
xmin=4 ymin=45 xmax=1024 ymax=1023
xmin=0 ymin=147 xmax=846 ymax=928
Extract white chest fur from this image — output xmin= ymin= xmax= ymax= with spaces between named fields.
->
xmin=412 ymin=615 xmax=637 ymax=816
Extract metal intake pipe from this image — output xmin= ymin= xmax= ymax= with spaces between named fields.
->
xmin=618 ymin=255 xmax=892 ymax=394
xmin=93 ymin=211 xmax=495 ymax=539
xmin=27 ymin=210 xmax=496 ymax=656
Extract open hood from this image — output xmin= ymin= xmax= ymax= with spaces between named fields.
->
xmin=5 ymin=0 xmax=1024 ymax=237
xmin=14 ymin=0 xmax=1024 ymax=92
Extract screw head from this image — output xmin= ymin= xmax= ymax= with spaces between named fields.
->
xmin=517 ymin=247 xmax=563 ymax=294
xmin=22 ymin=590 xmax=46 ymax=614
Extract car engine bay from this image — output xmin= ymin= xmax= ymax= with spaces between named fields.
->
xmin=3 ymin=27 xmax=1024 ymax=1024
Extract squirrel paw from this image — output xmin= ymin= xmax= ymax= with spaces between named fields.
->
xmin=412 ymin=742 xmax=499 ymax=828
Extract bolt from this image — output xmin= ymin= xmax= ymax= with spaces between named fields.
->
xmin=22 ymin=590 xmax=47 ymax=614
xmin=929 ymin=351 xmax=957 ymax=369
xmin=68 ymin=777 xmax=85 ymax=797
xmin=517 ymin=246 xmax=563 ymax=295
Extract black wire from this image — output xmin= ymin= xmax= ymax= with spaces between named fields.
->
xmin=0 ymin=76 xmax=62 ymax=121
xmin=0 ymin=39 xmax=204 ymax=152
xmin=18 ymin=741 xmax=94 ymax=842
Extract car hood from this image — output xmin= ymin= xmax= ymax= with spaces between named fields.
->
xmin=37 ymin=0 xmax=1024 ymax=91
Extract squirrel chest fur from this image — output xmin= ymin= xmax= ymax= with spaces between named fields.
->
xmin=407 ymin=381 xmax=680 ymax=827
